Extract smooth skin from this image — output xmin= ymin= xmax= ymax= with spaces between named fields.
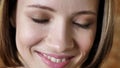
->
xmin=16 ymin=0 xmax=98 ymax=68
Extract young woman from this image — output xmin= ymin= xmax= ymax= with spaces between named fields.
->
xmin=0 ymin=0 xmax=114 ymax=68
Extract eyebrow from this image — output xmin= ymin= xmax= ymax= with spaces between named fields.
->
xmin=75 ymin=11 xmax=97 ymax=16
xmin=28 ymin=4 xmax=97 ymax=16
xmin=28 ymin=4 xmax=55 ymax=12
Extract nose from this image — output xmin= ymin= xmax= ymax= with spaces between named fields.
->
xmin=45 ymin=17 xmax=74 ymax=52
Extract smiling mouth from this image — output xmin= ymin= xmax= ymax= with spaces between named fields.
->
xmin=35 ymin=50 xmax=74 ymax=68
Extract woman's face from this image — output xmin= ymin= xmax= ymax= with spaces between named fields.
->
xmin=16 ymin=0 xmax=98 ymax=68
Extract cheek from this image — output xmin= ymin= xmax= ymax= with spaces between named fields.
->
xmin=79 ymin=34 xmax=94 ymax=52
xmin=75 ymin=30 xmax=96 ymax=54
xmin=16 ymin=28 xmax=40 ymax=46
xmin=16 ymin=15 xmax=48 ymax=47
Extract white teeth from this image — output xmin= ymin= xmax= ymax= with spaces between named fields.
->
xmin=43 ymin=54 xmax=67 ymax=63
xmin=56 ymin=59 xmax=61 ymax=63
xmin=62 ymin=58 xmax=66 ymax=62
xmin=51 ymin=57 xmax=56 ymax=62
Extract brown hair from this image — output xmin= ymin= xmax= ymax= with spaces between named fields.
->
xmin=0 ymin=0 xmax=114 ymax=68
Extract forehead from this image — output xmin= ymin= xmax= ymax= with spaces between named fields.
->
xmin=17 ymin=0 xmax=99 ymax=14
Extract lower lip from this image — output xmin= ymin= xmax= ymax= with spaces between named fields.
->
xmin=35 ymin=52 xmax=71 ymax=68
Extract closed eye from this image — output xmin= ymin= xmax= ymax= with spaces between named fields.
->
xmin=73 ymin=21 xmax=92 ymax=29
xmin=32 ymin=18 xmax=49 ymax=24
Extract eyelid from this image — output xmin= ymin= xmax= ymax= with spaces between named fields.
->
xmin=73 ymin=15 xmax=96 ymax=29
xmin=25 ymin=9 xmax=52 ymax=19
xmin=31 ymin=17 xmax=49 ymax=24
xmin=73 ymin=21 xmax=93 ymax=29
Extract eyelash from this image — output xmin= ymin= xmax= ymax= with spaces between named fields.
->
xmin=32 ymin=18 xmax=91 ymax=29
xmin=73 ymin=21 xmax=91 ymax=29
xmin=32 ymin=18 xmax=49 ymax=24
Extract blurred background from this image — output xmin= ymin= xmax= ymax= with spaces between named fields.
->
xmin=0 ymin=0 xmax=120 ymax=68
xmin=101 ymin=0 xmax=120 ymax=68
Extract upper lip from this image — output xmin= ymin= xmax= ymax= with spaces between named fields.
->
xmin=34 ymin=50 xmax=74 ymax=59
